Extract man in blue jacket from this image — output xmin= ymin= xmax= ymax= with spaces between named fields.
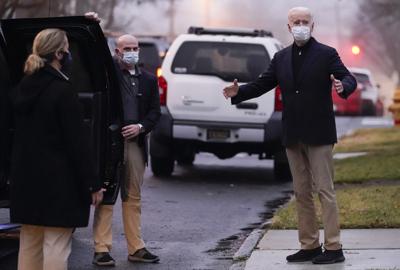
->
xmin=223 ymin=7 xmax=356 ymax=264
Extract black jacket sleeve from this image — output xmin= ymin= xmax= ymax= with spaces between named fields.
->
xmin=231 ymin=54 xmax=279 ymax=104
xmin=140 ymin=75 xmax=161 ymax=135
xmin=57 ymin=86 xmax=101 ymax=195
xmin=328 ymin=48 xmax=357 ymax=99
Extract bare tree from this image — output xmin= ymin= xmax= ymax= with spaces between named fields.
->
xmin=354 ymin=0 xmax=400 ymax=85
xmin=1 ymin=0 xmax=158 ymax=31
xmin=0 ymin=0 xmax=46 ymax=19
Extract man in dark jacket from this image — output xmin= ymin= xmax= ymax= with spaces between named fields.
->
xmin=92 ymin=34 xmax=161 ymax=266
xmin=223 ymin=7 xmax=356 ymax=265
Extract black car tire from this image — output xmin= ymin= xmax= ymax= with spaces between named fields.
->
xmin=151 ymin=156 xmax=174 ymax=177
xmin=176 ymin=152 xmax=195 ymax=166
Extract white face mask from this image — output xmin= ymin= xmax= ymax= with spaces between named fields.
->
xmin=122 ymin=51 xmax=139 ymax=66
xmin=291 ymin=25 xmax=311 ymax=42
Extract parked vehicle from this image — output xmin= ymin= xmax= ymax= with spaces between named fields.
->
xmin=150 ymin=26 xmax=290 ymax=179
xmin=333 ymin=67 xmax=383 ymax=116
xmin=0 ymin=16 xmax=124 ymax=258
xmin=332 ymin=80 xmax=362 ymax=116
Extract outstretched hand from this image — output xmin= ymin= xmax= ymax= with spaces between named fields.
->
xmin=223 ymin=79 xmax=239 ymax=99
xmin=331 ymin=74 xmax=344 ymax=94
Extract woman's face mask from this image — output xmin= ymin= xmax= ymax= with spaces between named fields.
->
xmin=60 ymin=51 xmax=72 ymax=74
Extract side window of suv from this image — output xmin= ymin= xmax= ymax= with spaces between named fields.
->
xmin=20 ymin=37 xmax=92 ymax=94
xmin=0 ymin=42 xmax=11 ymax=194
xmin=171 ymin=41 xmax=270 ymax=82
xmin=67 ymin=39 xmax=92 ymax=93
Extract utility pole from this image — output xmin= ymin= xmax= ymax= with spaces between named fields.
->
xmin=168 ymin=0 xmax=176 ymax=42
xmin=204 ymin=0 xmax=211 ymax=26
xmin=335 ymin=0 xmax=342 ymax=52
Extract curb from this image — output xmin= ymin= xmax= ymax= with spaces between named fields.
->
xmin=229 ymin=228 xmax=267 ymax=270
xmin=229 ymin=192 xmax=293 ymax=270
xmin=233 ymin=229 xmax=265 ymax=261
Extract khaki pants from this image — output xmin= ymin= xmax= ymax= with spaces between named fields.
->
xmin=93 ymin=140 xmax=146 ymax=255
xmin=18 ymin=224 xmax=73 ymax=270
xmin=286 ymin=143 xmax=341 ymax=250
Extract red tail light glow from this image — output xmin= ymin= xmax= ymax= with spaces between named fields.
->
xmin=274 ymin=85 xmax=283 ymax=111
xmin=158 ymin=75 xmax=167 ymax=106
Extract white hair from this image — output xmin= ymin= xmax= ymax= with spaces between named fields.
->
xmin=288 ymin=7 xmax=314 ymax=22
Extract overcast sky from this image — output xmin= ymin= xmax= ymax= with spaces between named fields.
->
xmin=115 ymin=0 xmax=359 ymax=48
xmin=113 ymin=0 xmax=398 ymax=106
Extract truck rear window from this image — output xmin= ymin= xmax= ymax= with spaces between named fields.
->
xmin=171 ymin=41 xmax=270 ymax=82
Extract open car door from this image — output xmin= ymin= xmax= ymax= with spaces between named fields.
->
xmin=0 ymin=16 xmax=124 ymax=214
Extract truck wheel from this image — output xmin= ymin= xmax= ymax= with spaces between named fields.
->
xmin=273 ymin=159 xmax=292 ymax=181
xmin=151 ymin=156 xmax=174 ymax=177
xmin=177 ymin=153 xmax=195 ymax=166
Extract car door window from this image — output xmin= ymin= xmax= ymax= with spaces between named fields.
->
xmin=0 ymin=40 xmax=11 ymax=204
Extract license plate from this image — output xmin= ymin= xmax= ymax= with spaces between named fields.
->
xmin=207 ymin=129 xmax=230 ymax=140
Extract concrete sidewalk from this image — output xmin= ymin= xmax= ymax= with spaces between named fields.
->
xmin=244 ymin=229 xmax=400 ymax=270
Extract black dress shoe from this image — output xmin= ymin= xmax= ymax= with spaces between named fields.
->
xmin=312 ymin=249 xmax=345 ymax=264
xmin=286 ymin=246 xmax=322 ymax=262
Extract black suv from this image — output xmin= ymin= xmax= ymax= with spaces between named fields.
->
xmin=0 ymin=16 xmax=124 ymax=258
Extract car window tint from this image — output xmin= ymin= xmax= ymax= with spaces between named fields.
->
xmin=20 ymin=37 xmax=92 ymax=93
xmin=0 ymin=44 xmax=11 ymax=189
xmin=67 ymin=39 xmax=92 ymax=93
xmin=171 ymin=41 xmax=270 ymax=82
xmin=139 ymin=43 xmax=161 ymax=74
xmin=353 ymin=72 xmax=372 ymax=90
xmin=0 ymin=46 xmax=10 ymax=91
xmin=353 ymin=73 xmax=371 ymax=85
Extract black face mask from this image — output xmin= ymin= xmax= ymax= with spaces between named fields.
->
xmin=60 ymin=51 xmax=72 ymax=74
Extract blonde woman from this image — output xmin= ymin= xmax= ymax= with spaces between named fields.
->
xmin=10 ymin=28 xmax=104 ymax=270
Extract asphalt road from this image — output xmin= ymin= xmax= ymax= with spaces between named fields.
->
xmin=0 ymin=116 xmax=393 ymax=270
xmin=69 ymin=157 xmax=292 ymax=270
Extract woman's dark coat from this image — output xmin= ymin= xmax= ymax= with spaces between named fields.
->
xmin=10 ymin=65 xmax=101 ymax=228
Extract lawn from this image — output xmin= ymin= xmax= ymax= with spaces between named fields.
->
xmin=271 ymin=185 xmax=400 ymax=229
xmin=271 ymin=127 xmax=400 ymax=229
xmin=334 ymin=127 xmax=400 ymax=183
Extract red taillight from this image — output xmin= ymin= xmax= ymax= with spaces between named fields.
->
xmin=158 ymin=75 xmax=167 ymax=106
xmin=274 ymin=85 xmax=283 ymax=111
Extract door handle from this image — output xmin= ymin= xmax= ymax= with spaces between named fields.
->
xmin=236 ymin=102 xmax=258 ymax=110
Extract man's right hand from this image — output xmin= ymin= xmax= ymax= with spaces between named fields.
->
xmin=92 ymin=188 xmax=106 ymax=207
xmin=223 ymin=79 xmax=239 ymax=99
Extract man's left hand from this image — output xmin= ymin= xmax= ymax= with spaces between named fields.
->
xmin=121 ymin=124 xmax=140 ymax=139
xmin=331 ymin=74 xmax=344 ymax=94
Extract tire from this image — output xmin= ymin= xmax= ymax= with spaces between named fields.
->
xmin=151 ymin=156 xmax=174 ymax=177
xmin=273 ymin=159 xmax=292 ymax=181
xmin=176 ymin=153 xmax=195 ymax=166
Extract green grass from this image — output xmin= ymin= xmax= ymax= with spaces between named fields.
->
xmin=270 ymin=127 xmax=400 ymax=229
xmin=271 ymin=185 xmax=400 ymax=229
xmin=334 ymin=127 xmax=400 ymax=153
xmin=334 ymin=127 xmax=400 ymax=183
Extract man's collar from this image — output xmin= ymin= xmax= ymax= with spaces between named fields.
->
xmin=293 ymin=37 xmax=314 ymax=50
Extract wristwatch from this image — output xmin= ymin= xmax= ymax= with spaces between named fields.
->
xmin=138 ymin=124 xmax=145 ymax=133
